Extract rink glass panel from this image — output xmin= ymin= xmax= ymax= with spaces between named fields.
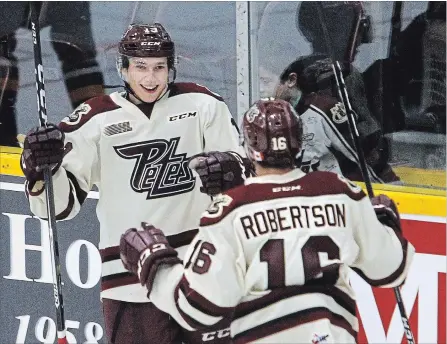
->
xmin=251 ymin=1 xmax=445 ymax=190
xmin=0 ymin=3 xmax=445 ymax=343
xmin=1 ymin=1 xmax=444 ymax=190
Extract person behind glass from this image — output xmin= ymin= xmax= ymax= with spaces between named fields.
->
xmin=368 ymin=1 xmax=446 ymax=134
xmin=20 ymin=23 xmax=252 ymax=344
xmin=297 ymin=1 xmax=445 ymax=135
xmin=0 ymin=2 xmax=105 ymax=147
xmin=275 ymin=54 xmax=400 ymax=183
xmin=296 ymin=2 xmax=398 ymax=149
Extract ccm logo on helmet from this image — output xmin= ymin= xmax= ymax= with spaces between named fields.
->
xmin=141 ymin=41 xmax=161 ymax=46
xmin=169 ymin=112 xmax=197 ymax=122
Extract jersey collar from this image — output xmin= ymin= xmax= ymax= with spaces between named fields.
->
xmin=245 ymin=169 xmax=306 ymax=185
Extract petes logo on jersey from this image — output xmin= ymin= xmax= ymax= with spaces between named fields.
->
xmin=205 ymin=194 xmax=233 ymax=218
xmin=337 ymin=174 xmax=362 ymax=193
xmin=114 ymin=137 xmax=195 ymax=199
xmin=62 ymin=103 xmax=92 ymax=126
xmin=245 ymin=105 xmax=260 ymax=123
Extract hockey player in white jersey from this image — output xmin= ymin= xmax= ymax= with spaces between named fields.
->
xmin=21 ymin=23 xmax=252 ymax=344
xmin=275 ymin=54 xmax=401 ymax=184
xmin=119 ymin=98 xmax=415 ymax=343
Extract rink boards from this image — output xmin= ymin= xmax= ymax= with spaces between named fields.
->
xmin=0 ymin=147 xmax=445 ymax=343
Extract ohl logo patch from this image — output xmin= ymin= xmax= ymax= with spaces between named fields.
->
xmin=114 ymin=137 xmax=195 ymax=199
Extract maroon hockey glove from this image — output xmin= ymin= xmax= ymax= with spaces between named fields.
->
xmin=371 ymin=194 xmax=402 ymax=233
xmin=120 ymin=222 xmax=181 ymax=294
xmin=20 ymin=124 xmax=69 ymax=188
xmin=189 ymin=151 xmax=255 ymax=196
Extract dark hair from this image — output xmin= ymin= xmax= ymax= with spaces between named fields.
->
xmin=279 ymin=54 xmax=332 ymax=93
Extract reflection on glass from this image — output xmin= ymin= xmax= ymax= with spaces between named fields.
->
xmin=0 ymin=2 xmax=105 ymax=147
xmin=256 ymin=1 xmax=445 ymax=189
xmin=0 ymin=1 xmax=444 ymax=191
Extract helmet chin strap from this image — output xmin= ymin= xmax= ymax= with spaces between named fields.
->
xmin=124 ymin=81 xmax=146 ymax=103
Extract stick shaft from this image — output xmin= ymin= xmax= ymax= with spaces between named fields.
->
xmin=315 ymin=5 xmax=415 ymax=342
xmin=30 ymin=2 xmax=68 ymax=342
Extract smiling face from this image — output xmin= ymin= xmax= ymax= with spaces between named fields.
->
xmin=123 ymin=56 xmax=169 ymax=103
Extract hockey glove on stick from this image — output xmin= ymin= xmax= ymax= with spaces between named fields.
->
xmin=120 ymin=222 xmax=181 ymax=294
xmin=371 ymin=194 xmax=402 ymax=233
xmin=188 ymin=151 xmax=255 ymax=196
xmin=21 ymin=124 xmax=71 ymax=188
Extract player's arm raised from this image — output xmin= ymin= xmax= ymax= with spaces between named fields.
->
xmin=120 ymin=202 xmax=245 ymax=331
xmin=351 ymin=192 xmax=415 ymax=287
xmin=188 ymin=94 xmax=254 ymax=196
xmin=21 ymin=102 xmax=100 ymax=221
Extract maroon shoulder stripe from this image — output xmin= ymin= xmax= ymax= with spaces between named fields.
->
xmin=169 ymin=82 xmax=224 ymax=102
xmin=201 ymin=171 xmax=366 ymax=226
xmin=59 ymin=95 xmax=120 ymax=133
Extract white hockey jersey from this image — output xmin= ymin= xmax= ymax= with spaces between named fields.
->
xmin=26 ymin=82 xmax=244 ymax=302
xmin=296 ymin=94 xmax=383 ymax=183
xmin=149 ymin=169 xmax=415 ymax=343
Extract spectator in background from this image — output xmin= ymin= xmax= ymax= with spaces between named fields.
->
xmin=296 ymin=1 xmax=384 ymax=138
xmin=258 ymin=2 xmax=382 ymax=146
xmin=363 ymin=1 xmax=446 ymax=134
xmin=0 ymin=2 xmax=104 ymax=146
xmin=298 ymin=1 xmax=446 ymax=135
xmin=275 ymin=54 xmax=400 ymax=184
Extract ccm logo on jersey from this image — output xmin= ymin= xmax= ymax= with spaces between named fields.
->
xmin=272 ymin=185 xmax=301 ymax=192
xmin=202 ymin=328 xmax=230 ymax=341
xmin=141 ymin=41 xmax=160 ymax=46
xmin=168 ymin=112 xmax=197 ymax=122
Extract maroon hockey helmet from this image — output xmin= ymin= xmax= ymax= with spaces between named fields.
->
xmin=117 ymin=23 xmax=176 ymax=75
xmin=243 ymin=98 xmax=303 ymax=168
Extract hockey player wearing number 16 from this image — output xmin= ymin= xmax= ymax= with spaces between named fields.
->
xmin=120 ymin=98 xmax=415 ymax=343
xmin=21 ymin=23 xmax=252 ymax=344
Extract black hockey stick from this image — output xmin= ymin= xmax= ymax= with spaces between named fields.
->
xmin=30 ymin=3 xmax=68 ymax=343
xmin=315 ymin=4 xmax=415 ymax=344
xmin=332 ymin=61 xmax=415 ymax=344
